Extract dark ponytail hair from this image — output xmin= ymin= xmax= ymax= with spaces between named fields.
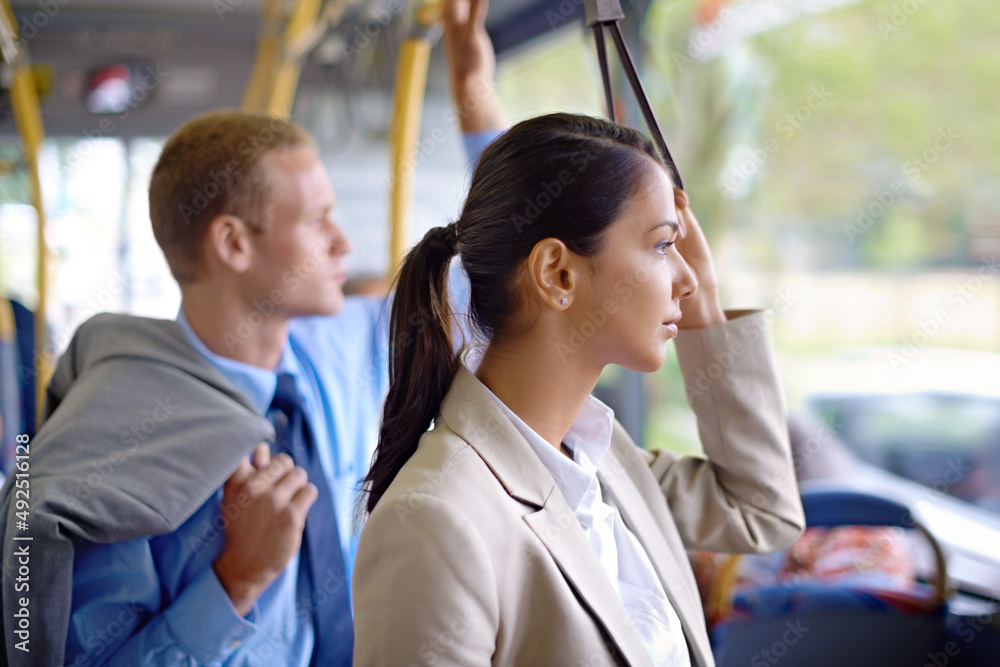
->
xmin=364 ymin=113 xmax=668 ymax=513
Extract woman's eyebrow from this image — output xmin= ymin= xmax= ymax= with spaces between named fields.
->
xmin=648 ymin=220 xmax=679 ymax=233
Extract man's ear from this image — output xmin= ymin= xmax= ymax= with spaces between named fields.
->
xmin=526 ymin=237 xmax=577 ymax=310
xmin=205 ymin=214 xmax=255 ymax=274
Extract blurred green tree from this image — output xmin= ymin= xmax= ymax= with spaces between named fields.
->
xmin=642 ymin=0 xmax=1000 ymax=269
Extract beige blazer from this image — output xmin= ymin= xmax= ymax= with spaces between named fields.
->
xmin=353 ymin=311 xmax=805 ymax=667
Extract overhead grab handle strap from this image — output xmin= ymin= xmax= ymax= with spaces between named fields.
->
xmin=583 ymin=0 xmax=684 ymax=190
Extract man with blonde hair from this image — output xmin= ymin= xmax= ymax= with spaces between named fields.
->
xmin=0 ymin=0 xmax=505 ymax=663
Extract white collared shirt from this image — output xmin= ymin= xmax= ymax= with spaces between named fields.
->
xmin=467 ymin=350 xmax=691 ymax=666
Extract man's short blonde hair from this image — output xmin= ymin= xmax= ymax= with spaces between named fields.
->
xmin=149 ymin=110 xmax=315 ymax=282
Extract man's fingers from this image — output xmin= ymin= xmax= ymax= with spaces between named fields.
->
xmin=290 ymin=482 xmax=320 ymax=515
xmin=262 ymin=452 xmax=295 ymax=479
xmin=274 ymin=466 xmax=312 ymax=502
xmin=226 ymin=457 xmax=254 ymax=489
xmin=252 ymin=443 xmax=271 ymax=470
xmin=247 ymin=452 xmax=294 ymax=494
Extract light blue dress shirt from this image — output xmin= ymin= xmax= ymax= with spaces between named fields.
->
xmin=65 ymin=297 xmax=388 ymax=666
xmin=462 ymin=129 xmax=503 ymax=170
xmin=64 ymin=128 xmax=493 ymax=666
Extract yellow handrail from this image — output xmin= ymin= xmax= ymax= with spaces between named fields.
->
xmin=387 ymin=0 xmax=443 ymax=274
xmin=1 ymin=0 xmax=51 ymax=425
xmin=243 ymin=0 xmax=443 ymax=273
xmin=242 ymin=0 xmax=284 ymax=112
xmin=266 ymin=0 xmax=324 ymax=117
xmin=243 ymin=0 xmax=326 ymax=117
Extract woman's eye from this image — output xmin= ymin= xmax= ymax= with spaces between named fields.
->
xmin=655 ymin=240 xmax=675 ymax=254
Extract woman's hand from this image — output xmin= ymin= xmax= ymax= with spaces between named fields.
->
xmin=674 ymin=188 xmax=726 ymax=329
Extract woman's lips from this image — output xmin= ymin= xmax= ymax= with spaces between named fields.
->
xmin=662 ymin=314 xmax=681 ymax=337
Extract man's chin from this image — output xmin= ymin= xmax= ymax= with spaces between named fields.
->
xmin=296 ymin=294 xmax=346 ymax=318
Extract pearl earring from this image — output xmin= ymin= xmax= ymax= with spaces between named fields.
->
xmin=561 ymin=298 xmax=569 ymax=306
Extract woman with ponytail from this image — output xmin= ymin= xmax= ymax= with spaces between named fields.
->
xmin=352 ymin=111 xmax=804 ymax=667
xmin=352 ymin=11 xmax=803 ymax=667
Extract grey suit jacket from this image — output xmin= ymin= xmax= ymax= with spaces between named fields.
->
xmin=353 ymin=311 xmax=804 ymax=667
xmin=0 ymin=314 xmax=272 ymax=666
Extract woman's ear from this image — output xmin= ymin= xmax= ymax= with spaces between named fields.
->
xmin=205 ymin=214 xmax=255 ymax=274
xmin=526 ymin=237 xmax=577 ymax=309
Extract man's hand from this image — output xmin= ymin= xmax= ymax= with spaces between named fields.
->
xmin=674 ymin=188 xmax=726 ymax=329
xmin=443 ymin=0 xmax=507 ymax=132
xmin=213 ymin=443 xmax=318 ymax=617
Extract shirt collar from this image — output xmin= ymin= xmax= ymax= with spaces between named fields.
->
xmin=463 ymin=345 xmax=616 ymax=513
xmin=176 ymin=307 xmax=301 ymax=415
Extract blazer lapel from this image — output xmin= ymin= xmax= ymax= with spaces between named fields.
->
xmin=438 ymin=356 xmax=653 ymax=667
xmin=523 ymin=497 xmax=654 ymax=667
xmin=598 ymin=440 xmax=714 ymax=667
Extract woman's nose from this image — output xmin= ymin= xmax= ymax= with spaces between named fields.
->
xmin=676 ymin=257 xmax=698 ymax=301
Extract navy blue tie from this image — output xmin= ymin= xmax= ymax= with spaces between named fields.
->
xmin=268 ymin=372 xmax=353 ymax=666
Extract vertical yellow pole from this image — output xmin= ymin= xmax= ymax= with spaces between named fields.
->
xmin=388 ymin=39 xmax=432 ymax=273
xmin=1 ymin=0 xmax=51 ymax=424
xmin=388 ymin=0 xmax=442 ymax=274
xmin=11 ymin=71 xmax=49 ymax=423
xmin=242 ymin=0 xmax=284 ymax=112
xmin=266 ymin=0 xmax=324 ymax=117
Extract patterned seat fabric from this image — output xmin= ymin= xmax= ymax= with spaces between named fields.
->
xmin=690 ymin=525 xmax=941 ymax=631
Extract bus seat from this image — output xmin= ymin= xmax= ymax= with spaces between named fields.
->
xmin=690 ymin=490 xmax=950 ymax=666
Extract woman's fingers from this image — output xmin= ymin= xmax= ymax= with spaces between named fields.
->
xmin=673 ymin=187 xmax=691 ymax=237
